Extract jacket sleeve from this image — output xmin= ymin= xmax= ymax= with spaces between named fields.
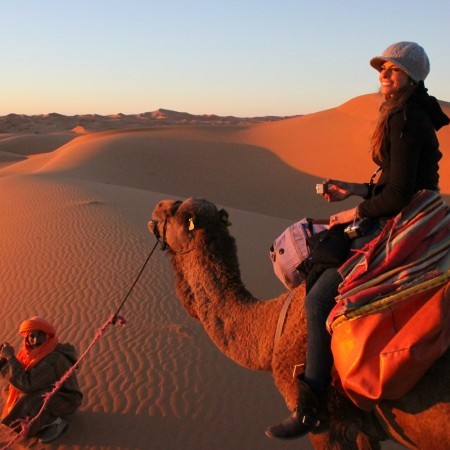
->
xmin=358 ymin=109 xmax=428 ymax=218
xmin=2 ymin=353 xmax=62 ymax=393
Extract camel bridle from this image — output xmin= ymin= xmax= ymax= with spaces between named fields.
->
xmin=150 ymin=217 xmax=198 ymax=255
xmin=150 ymin=217 xmax=169 ymax=250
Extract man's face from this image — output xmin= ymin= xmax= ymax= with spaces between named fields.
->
xmin=27 ymin=331 xmax=46 ymax=348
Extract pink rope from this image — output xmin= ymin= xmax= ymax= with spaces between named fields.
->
xmin=1 ymin=314 xmax=126 ymax=449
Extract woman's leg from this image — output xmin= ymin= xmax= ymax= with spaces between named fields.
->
xmin=266 ymin=267 xmax=342 ymax=440
xmin=303 ymin=267 xmax=342 ymax=394
xmin=266 ymin=223 xmax=383 ymax=440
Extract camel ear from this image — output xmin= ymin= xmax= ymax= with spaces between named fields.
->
xmin=219 ymin=209 xmax=231 ymax=226
xmin=188 ymin=217 xmax=195 ymax=231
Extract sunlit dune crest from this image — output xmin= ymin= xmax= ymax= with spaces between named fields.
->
xmin=0 ymin=94 xmax=447 ymax=449
xmin=71 ymin=125 xmax=88 ymax=134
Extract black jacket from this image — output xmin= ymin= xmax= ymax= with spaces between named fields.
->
xmin=358 ymin=84 xmax=449 ymax=219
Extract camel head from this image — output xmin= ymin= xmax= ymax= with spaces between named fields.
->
xmin=149 ymin=198 xmax=232 ymax=255
xmin=149 ymin=198 xmax=253 ymax=322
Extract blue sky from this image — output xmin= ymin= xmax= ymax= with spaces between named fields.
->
xmin=2 ymin=0 xmax=450 ymax=116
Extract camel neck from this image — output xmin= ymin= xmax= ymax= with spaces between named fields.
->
xmin=173 ymin=252 xmax=280 ymax=371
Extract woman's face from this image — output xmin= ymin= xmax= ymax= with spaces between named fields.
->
xmin=379 ymin=61 xmax=411 ymax=97
xmin=26 ymin=331 xmax=46 ymax=348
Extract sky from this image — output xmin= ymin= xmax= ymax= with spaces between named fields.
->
xmin=1 ymin=0 xmax=450 ymax=117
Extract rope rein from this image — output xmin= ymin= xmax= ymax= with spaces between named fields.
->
xmin=112 ymin=239 xmax=159 ymax=322
xmin=1 ymin=240 xmax=160 ymax=449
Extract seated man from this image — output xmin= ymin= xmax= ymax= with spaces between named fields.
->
xmin=0 ymin=316 xmax=82 ymax=443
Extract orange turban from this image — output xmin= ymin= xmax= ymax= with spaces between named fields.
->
xmin=19 ymin=316 xmax=56 ymax=337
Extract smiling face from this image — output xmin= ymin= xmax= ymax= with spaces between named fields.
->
xmin=379 ymin=61 xmax=411 ymax=97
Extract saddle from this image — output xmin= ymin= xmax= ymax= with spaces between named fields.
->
xmin=328 ymin=190 xmax=450 ymax=410
xmin=330 ymin=272 xmax=450 ymax=410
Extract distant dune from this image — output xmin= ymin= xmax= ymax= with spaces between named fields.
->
xmin=0 ymin=93 xmax=446 ymax=449
xmin=0 ymin=108 xmax=297 ymax=135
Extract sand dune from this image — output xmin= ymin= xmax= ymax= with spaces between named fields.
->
xmin=0 ymin=94 xmax=447 ymax=449
xmin=0 ymin=175 xmax=295 ymax=450
xmin=233 ymin=94 xmax=450 ymax=193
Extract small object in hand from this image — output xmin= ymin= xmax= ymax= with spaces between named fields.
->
xmin=0 ymin=343 xmax=13 ymax=360
xmin=316 ymin=183 xmax=330 ymax=194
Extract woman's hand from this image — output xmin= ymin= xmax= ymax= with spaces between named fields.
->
xmin=321 ymin=179 xmax=353 ymax=202
xmin=329 ymin=207 xmax=358 ymax=227
xmin=0 ymin=343 xmax=14 ymax=360
xmin=320 ymin=179 xmax=369 ymax=202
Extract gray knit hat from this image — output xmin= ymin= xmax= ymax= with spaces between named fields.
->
xmin=370 ymin=41 xmax=430 ymax=82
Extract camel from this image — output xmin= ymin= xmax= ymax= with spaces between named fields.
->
xmin=148 ymin=197 xmax=450 ymax=450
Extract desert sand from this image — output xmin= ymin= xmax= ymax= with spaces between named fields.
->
xmin=0 ymin=93 xmax=448 ymax=449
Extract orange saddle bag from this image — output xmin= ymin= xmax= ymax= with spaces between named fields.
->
xmin=330 ymin=275 xmax=450 ymax=411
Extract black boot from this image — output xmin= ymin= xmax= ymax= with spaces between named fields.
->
xmin=265 ymin=378 xmax=326 ymax=440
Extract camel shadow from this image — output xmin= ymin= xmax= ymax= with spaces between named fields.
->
xmin=0 ymin=411 xmax=185 ymax=449
xmin=0 ymin=408 xmax=310 ymax=450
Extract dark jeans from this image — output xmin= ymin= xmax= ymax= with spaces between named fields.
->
xmin=303 ymin=223 xmax=382 ymax=395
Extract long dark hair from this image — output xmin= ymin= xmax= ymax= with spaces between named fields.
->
xmin=371 ymin=83 xmax=418 ymax=161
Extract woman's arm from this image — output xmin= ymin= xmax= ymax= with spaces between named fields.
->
xmin=318 ymin=180 xmax=369 ymax=226
xmin=320 ymin=179 xmax=369 ymax=202
xmin=357 ymin=110 xmax=427 ymax=218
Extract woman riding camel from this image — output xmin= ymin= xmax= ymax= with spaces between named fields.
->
xmin=266 ymin=41 xmax=450 ymax=440
xmin=0 ymin=316 xmax=82 ymax=443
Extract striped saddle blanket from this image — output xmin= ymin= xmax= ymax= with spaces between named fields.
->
xmin=327 ymin=190 xmax=450 ymax=409
xmin=328 ymin=189 xmax=450 ymax=328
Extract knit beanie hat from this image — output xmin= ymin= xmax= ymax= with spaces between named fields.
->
xmin=370 ymin=41 xmax=430 ymax=82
